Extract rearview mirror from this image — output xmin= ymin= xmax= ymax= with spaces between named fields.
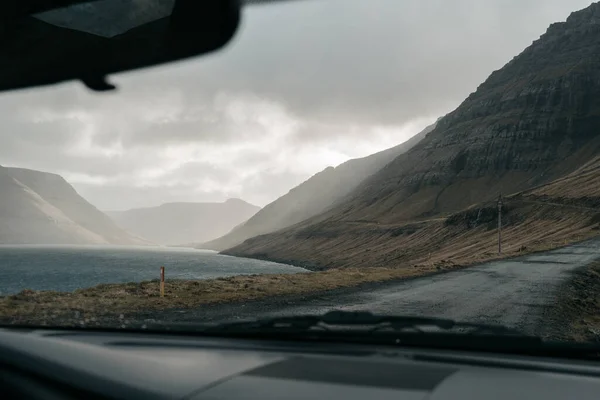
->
xmin=0 ymin=0 xmax=240 ymax=92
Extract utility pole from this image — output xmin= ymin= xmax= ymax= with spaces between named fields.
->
xmin=497 ymin=194 xmax=503 ymax=255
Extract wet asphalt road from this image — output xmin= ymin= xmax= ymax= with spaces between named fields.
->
xmin=140 ymin=239 xmax=600 ymax=336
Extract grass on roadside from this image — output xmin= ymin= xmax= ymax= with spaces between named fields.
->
xmin=1 ymin=231 xmax=597 ymax=328
xmin=0 ymin=265 xmax=445 ymax=326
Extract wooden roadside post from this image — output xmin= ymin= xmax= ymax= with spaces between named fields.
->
xmin=497 ymin=194 xmax=503 ymax=255
xmin=160 ymin=266 xmax=165 ymax=297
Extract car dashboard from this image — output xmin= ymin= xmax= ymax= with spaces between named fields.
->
xmin=0 ymin=327 xmax=599 ymax=399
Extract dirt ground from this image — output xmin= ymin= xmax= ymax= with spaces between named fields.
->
xmin=551 ymin=260 xmax=600 ymax=342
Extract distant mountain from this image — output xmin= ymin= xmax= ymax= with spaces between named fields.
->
xmin=108 ymin=199 xmax=260 ymax=246
xmin=0 ymin=167 xmax=148 ymax=245
xmin=224 ymin=2 xmax=600 ymax=269
xmin=202 ymin=122 xmax=436 ymax=251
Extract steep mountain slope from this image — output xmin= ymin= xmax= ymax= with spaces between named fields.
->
xmin=0 ymin=167 xmax=146 ymax=245
xmin=108 ymin=199 xmax=259 ymax=245
xmin=225 ymin=2 xmax=600 ymax=269
xmin=202 ymin=122 xmax=436 ymax=251
xmin=226 ymin=144 xmax=600 ymax=271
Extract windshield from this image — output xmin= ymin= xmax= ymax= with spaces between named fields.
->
xmin=1 ymin=0 xmax=600 ymax=349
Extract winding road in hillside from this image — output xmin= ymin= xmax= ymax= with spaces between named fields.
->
xmin=142 ymin=239 xmax=600 ymax=336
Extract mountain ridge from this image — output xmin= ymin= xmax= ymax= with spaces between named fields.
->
xmin=223 ymin=2 xmax=600 ymax=269
xmin=0 ymin=166 xmax=148 ymax=245
xmin=107 ymin=198 xmax=253 ymax=214
xmin=201 ymin=121 xmax=436 ymax=251
xmin=108 ymin=199 xmax=260 ymax=245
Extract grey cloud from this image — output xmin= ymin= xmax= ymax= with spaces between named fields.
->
xmin=156 ymin=161 xmax=238 ymax=186
xmin=0 ymin=0 xmax=593 ymax=209
xmin=124 ymin=0 xmax=593 ymax=126
xmin=75 ymin=183 xmax=226 ymax=211
xmin=73 ymin=165 xmax=307 ymax=210
xmin=125 ymin=104 xmax=268 ymax=147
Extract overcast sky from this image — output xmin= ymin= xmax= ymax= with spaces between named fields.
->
xmin=0 ymin=0 xmax=593 ymax=210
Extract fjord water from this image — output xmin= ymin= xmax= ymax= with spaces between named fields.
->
xmin=0 ymin=245 xmax=308 ymax=295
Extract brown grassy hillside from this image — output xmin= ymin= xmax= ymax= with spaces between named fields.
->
xmin=226 ymin=155 xmax=600 ymax=270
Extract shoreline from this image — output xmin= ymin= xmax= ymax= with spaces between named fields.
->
xmin=2 ymin=237 xmax=600 ymax=331
xmin=0 ymin=244 xmax=309 ymax=296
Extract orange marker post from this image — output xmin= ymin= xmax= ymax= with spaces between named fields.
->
xmin=160 ymin=266 xmax=165 ymax=297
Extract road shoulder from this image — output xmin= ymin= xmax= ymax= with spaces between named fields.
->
xmin=550 ymin=260 xmax=600 ymax=342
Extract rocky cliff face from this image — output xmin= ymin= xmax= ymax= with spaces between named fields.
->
xmin=224 ymin=2 xmax=600 ymax=268
xmin=202 ymin=122 xmax=436 ymax=251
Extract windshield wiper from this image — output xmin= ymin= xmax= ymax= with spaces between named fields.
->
xmin=17 ymin=310 xmax=597 ymax=360
xmin=202 ymin=310 xmax=528 ymax=336
xmin=194 ymin=310 xmax=597 ymax=356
